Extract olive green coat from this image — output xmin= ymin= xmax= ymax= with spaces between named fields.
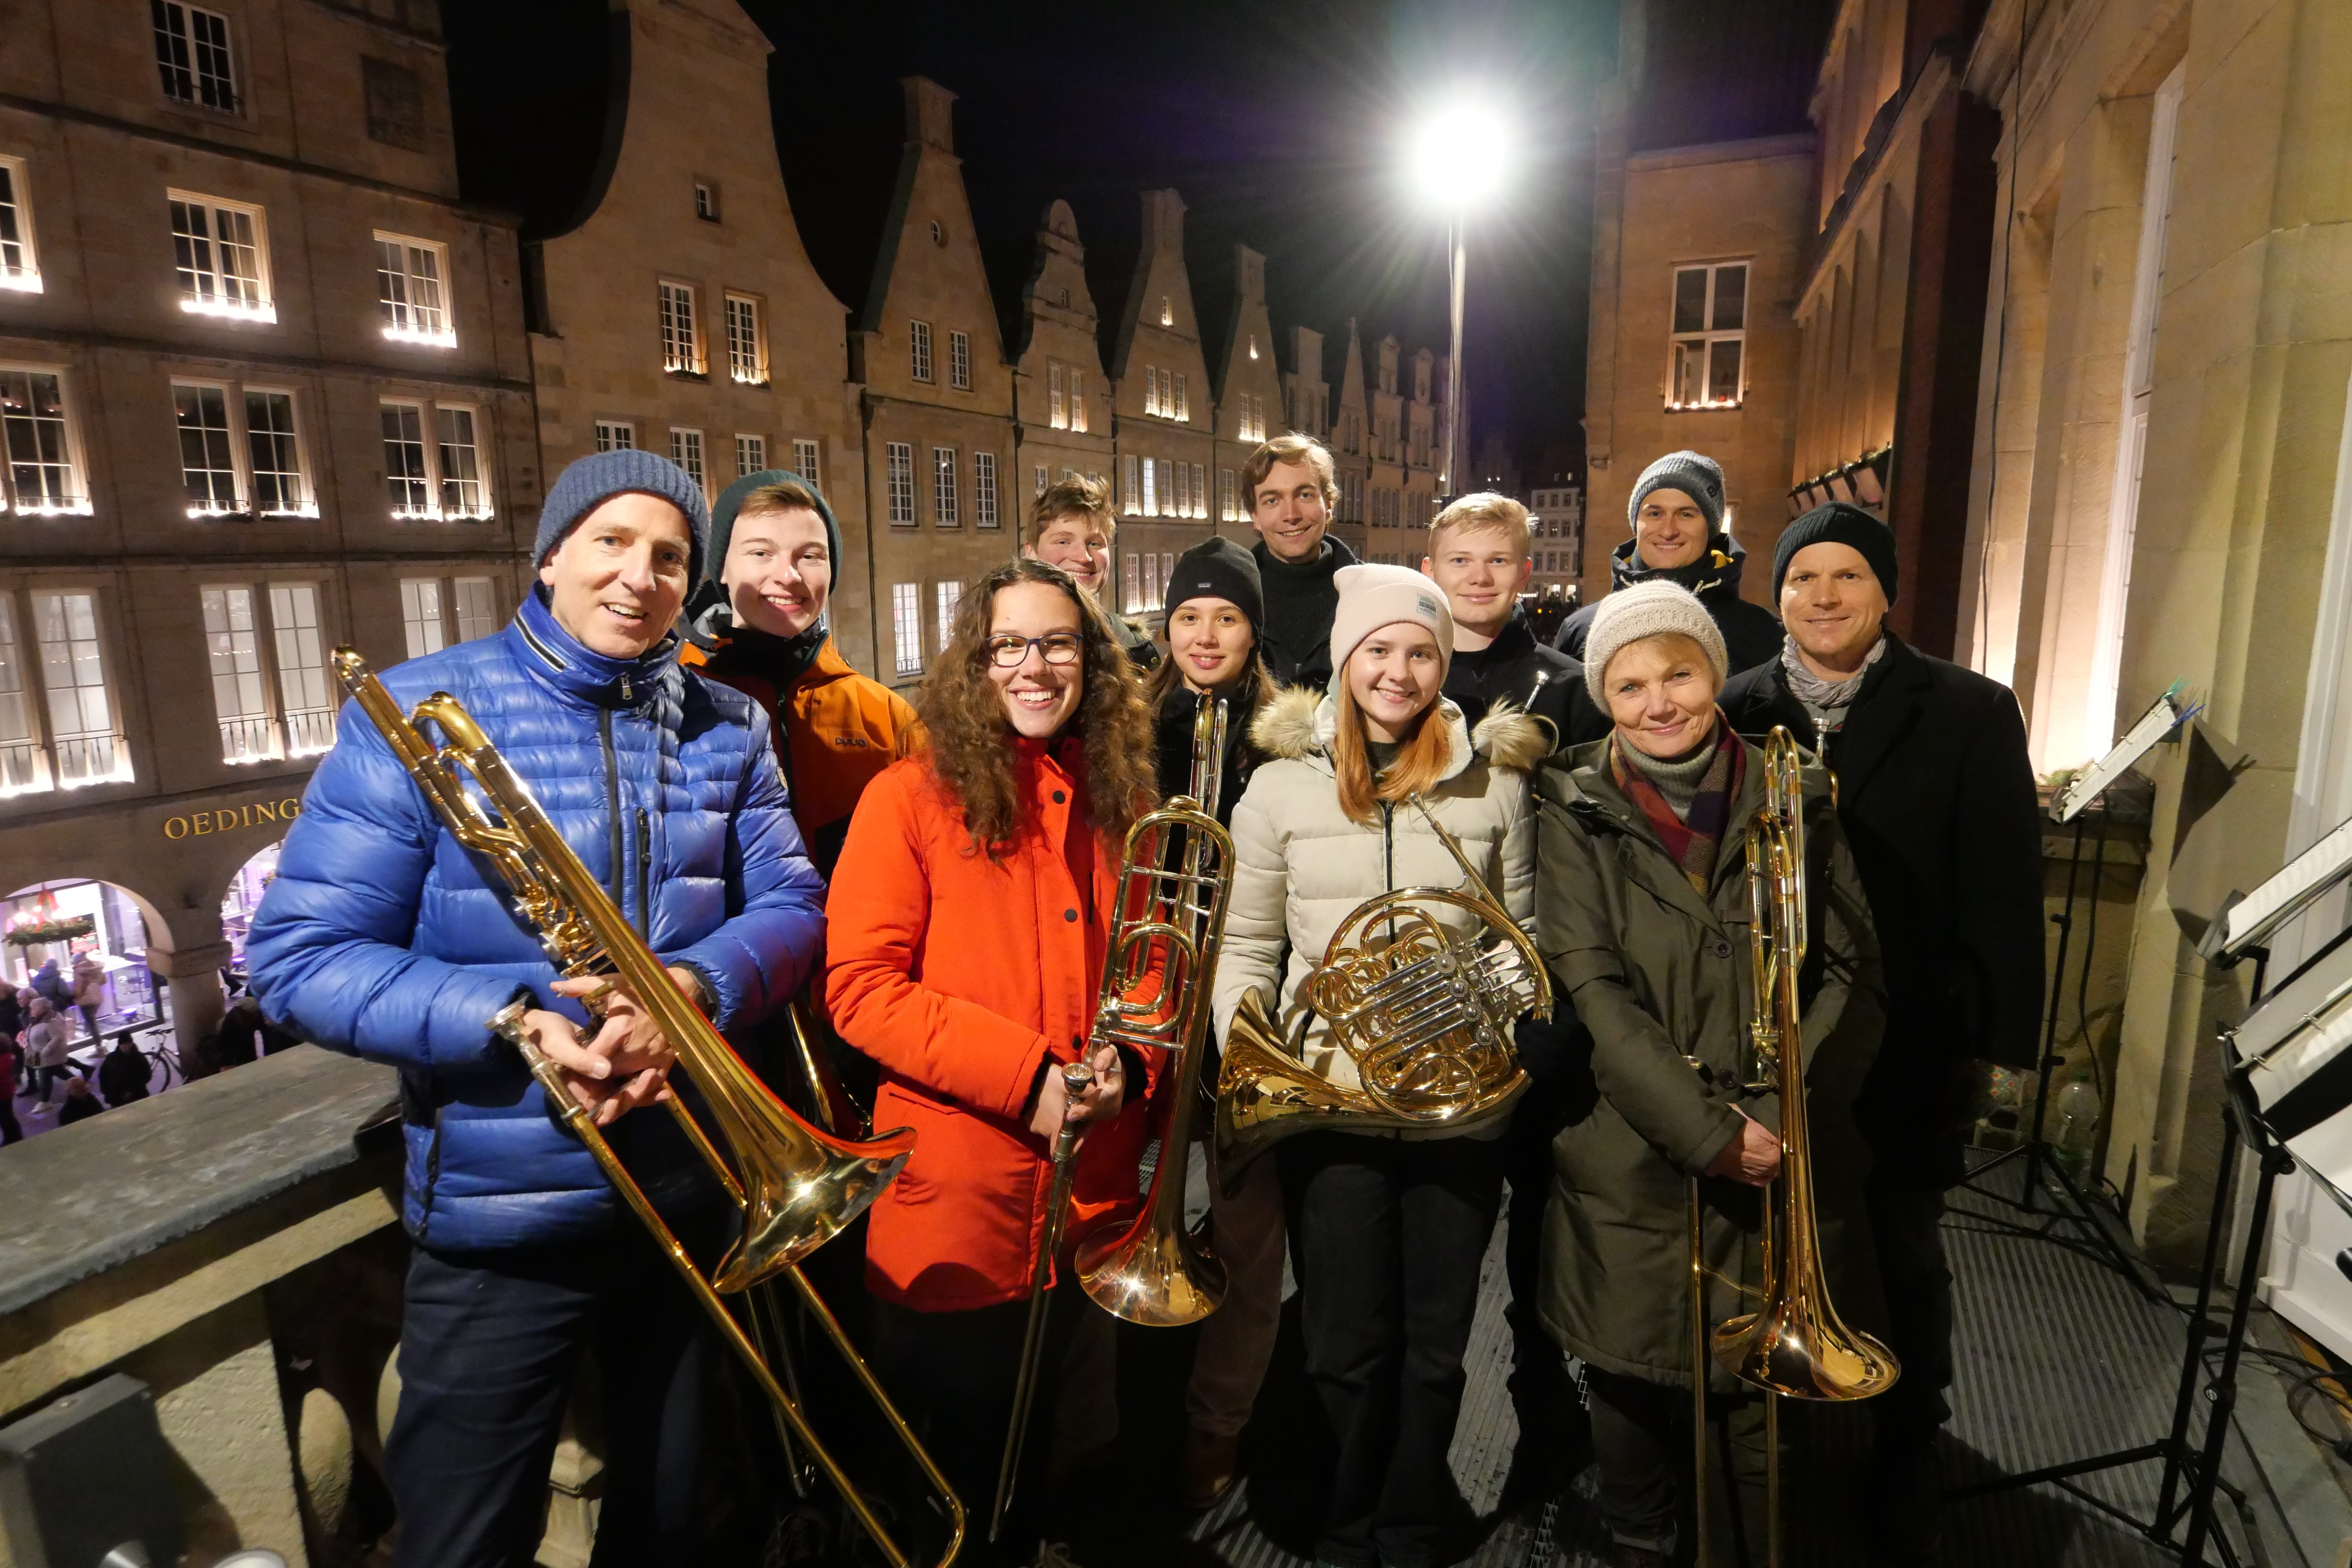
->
xmin=1534 ymin=734 xmax=1887 ymax=1387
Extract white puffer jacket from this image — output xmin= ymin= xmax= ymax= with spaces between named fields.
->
xmin=1211 ymin=687 xmax=1545 ymax=1112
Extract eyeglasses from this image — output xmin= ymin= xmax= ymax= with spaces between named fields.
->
xmin=985 ymin=632 xmax=1083 ymax=668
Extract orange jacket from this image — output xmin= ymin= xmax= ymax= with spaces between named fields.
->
xmin=825 ymin=741 xmax=1153 ymax=1311
xmin=686 ymin=637 xmax=921 ymax=877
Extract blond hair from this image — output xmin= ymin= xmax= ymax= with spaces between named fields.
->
xmin=1028 ymin=474 xmax=1115 ymax=546
xmin=1241 ymin=433 xmax=1338 ymax=512
xmin=1331 ymin=675 xmax=1454 ymax=826
xmin=1427 ymin=491 xmax=1531 ymax=560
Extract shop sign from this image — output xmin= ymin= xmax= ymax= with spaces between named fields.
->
xmin=163 ymin=797 xmax=304 ymax=840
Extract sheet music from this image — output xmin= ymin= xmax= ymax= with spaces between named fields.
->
xmin=2222 ymin=813 xmax=2352 ymax=959
xmin=2054 ymin=687 xmax=2189 ymax=823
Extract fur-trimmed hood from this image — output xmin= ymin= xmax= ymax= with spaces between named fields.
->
xmin=1248 ymin=686 xmax=1551 ymax=776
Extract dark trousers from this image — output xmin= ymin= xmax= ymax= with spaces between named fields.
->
xmin=1586 ymin=1367 xmax=1772 ymax=1560
xmin=32 ymin=1064 xmax=73 ymax=1102
xmin=870 ymin=1280 xmax=1088 ymax=1568
xmin=0 ymin=1093 xmax=18 ymax=1144
xmin=1864 ymin=1179 xmax=1954 ymax=1564
xmin=1503 ymin=1073 xmax=1592 ymax=1488
xmin=1281 ymin=1130 xmax=1506 ymax=1568
xmin=387 ymin=1218 xmax=715 ymax=1568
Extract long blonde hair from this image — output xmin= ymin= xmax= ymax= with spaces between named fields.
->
xmin=1332 ymin=681 xmax=1453 ymax=825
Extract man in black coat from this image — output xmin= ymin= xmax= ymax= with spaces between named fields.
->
xmin=1719 ymin=502 xmax=2044 ymax=1566
xmin=1244 ymin=433 xmax=1360 ymax=690
xmin=1552 ymin=449 xmax=1782 ymax=675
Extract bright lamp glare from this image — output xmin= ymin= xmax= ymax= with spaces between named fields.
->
xmin=1408 ymin=107 xmax=1512 ymax=206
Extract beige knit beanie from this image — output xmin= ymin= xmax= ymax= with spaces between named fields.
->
xmin=1328 ymin=563 xmax=1454 ymax=687
xmin=1582 ymin=580 xmax=1728 ymax=707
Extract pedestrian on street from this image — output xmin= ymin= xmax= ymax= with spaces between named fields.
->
xmin=29 ymin=957 xmax=68 ymax=1011
xmin=55 ymin=1075 xmax=102 ymax=1127
xmin=98 ymin=1032 xmax=152 ymax=1108
xmin=23 ymin=1000 xmax=74 ymax=1109
xmin=71 ymin=952 xmax=107 ymax=1042
xmin=0 ymin=1033 xmax=22 ymax=1145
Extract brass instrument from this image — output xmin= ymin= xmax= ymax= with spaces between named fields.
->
xmin=1689 ymin=727 xmax=1897 ymax=1567
xmin=995 ymin=696 xmax=1239 ymax=1536
xmin=330 ymin=650 xmax=965 ymax=1568
xmin=1216 ymin=796 xmax=1546 ymax=1169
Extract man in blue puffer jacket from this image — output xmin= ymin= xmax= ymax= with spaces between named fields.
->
xmin=248 ymin=450 xmax=824 ymax=1568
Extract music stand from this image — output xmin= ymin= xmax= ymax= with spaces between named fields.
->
xmin=1968 ymin=686 xmax=2195 ymax=1295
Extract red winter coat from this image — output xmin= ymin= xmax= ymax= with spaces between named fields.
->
xmin=825 ymin=739 xmax=1154 ymax=1311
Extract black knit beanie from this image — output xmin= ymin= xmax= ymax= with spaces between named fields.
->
xmin=686 ymin=467 xmax=841 ymax=642
xmin=1773 ymin=502 xmax=1900 ymax=604
xmin=1165 ymin=536 xmax=1264 ymax=633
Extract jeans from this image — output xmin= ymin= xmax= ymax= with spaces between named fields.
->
xmin=1185 ymin=1139 xmax=1288 ymax=1437
xmin=1280 ymin=1131 xmax=1506 ymax=1568
xmin=386 ymin=1216 xmax=717 ymax=1568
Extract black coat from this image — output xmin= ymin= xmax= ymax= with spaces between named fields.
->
xmin=1719 ymin=634 xmax=2044 ymax=1186
xmin=1443 ymin=608 xmax=1610 ymax=752
xmin=1152 ymin=680 xmax=1265 ymax=829
xmin=1253 ymin=534 xmax=1360 ymax=691
xmin=98 ymin=1044 xmax=151 ymax=1107
xmin=1554 ymin=533 xmax=1784 ymax=676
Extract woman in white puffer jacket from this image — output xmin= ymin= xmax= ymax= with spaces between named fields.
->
xmin=1210 ymin=563 xmax=1544 ymax=1568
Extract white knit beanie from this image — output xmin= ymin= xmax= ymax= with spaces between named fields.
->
xmin=1581 ymin=580 xmax=1728 ymax=707
xmin=1328 ymin=563 xmax=1454 ymax=685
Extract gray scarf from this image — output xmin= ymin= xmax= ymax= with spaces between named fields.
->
xmin=1781 ymin=634 xmax=1886 ymax=736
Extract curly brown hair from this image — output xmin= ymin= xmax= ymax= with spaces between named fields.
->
xmin=913 ymin=557 xmax=1157 ymax=856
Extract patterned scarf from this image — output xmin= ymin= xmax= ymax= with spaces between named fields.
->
xmin=1780 ymin=633 xmax=1885 ymax=737
xmin=1611 ymin=721 xmax=1745 ymax=894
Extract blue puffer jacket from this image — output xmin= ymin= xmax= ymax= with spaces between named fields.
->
xmin=248 ymin=587 xmax=825 ymax=1251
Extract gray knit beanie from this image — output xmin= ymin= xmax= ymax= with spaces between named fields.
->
xmin=534 ymin=449 xmax=713 ymax=584
xmin=1581 ymin=580 xmax=1730 ymax=707
xmin=1627 ymin=450 xmax=1725 ymax=538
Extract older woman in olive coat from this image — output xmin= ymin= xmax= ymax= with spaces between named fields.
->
xmin=1533 ymin=581 xmax=1886 ymax=1565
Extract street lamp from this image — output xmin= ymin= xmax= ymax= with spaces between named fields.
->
xmin=1406 ymin=105 xmax=1513 ymax=499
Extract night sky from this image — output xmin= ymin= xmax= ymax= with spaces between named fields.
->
xmin=444 ymin=0 xmax=1618 ymax=477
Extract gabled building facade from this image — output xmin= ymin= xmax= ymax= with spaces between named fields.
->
xmin=1009 ymin=199 xmax=1112 ymax=526
xmin=1107 ymin=189 xmax=1216 ymax=620
xmin=1210 ymin=245 xmax=1285 ymax=539
xmin=851 ymin=78 xmax=1018 ymax=689
xmin=1328 ymin=320 xmax=1372 ymax=556
xmin=1404 ymin=346 xmax=1443 ymax=536
xmin=1282 ymin=325 xmax=1328 ymax=447
xmin=1365 ymin=335 xmax=1411 ymax=564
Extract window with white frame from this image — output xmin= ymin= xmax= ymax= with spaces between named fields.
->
xmin=1238 ymin=392 xmax=1266 ymax=442
xmin=725 ymin=294 xmax=766 ymax=386
xmin=175 ymin=383 xmax=238 ymax=514
xmin=735 ymin=434 xmax=766 ymax=479
xmin=891 ymin=582 xmax=921 ymax=676
xmin=437 ymin=407 xmax=487 ymax=516
xmin=885 ymin=442 xmax=915 ymax=525
xmin=1220 ymin=468 xmax=1237 ymax=522
xmin=594 ymin=420 xmax=634 ymax=453
xmin=1141 ymin=457 xmax=1157 ymax=516
xmin=170 ymin=192 xmax=273 ymax=321
xmin=910 ymin=320 xmax=933 ymax=383
xmin=1667 ymin=261 xmax=1747 ymax=408
xmin=1191 ymin=463 xmax=1205 ymax=519
xmin=1122 ymin=554 xmax=1141 ymax=613
xmin=375 ymin=233 xmax=452 ymax=346
xmin=171 ymin=382 xmax=310 ymax=519
xmin=693 ymin=181 xmax=718 ymax=222
xmin=669 ymin=428 xmax=706 ymax=495
xmin=202 ymin=585 xmax=273 ymax=762
xmin=0 ymin=369 xmax=85 ymax=515
xmin=268 ymin=582 xmax=334 ymax=755
xmin=154 ymin=2 xmax=238 ymax=113
xmin=0 ymin=157 xmax=41 ymax=293
xmin=659 ymin=280 xmax=702 ymax=375
xmin=1121 ymin=454 xmax=1140 ymax=513
xmin=33 ymin=590 xmax=128 ymax=787
xmin=933 ymin=446 xmax=958 ymax=526
xmin=1050 ymin=364 xmax=1067 ymax=429
xmin=1069 ymin=368 xmax=1087 ymax=433
xmin=381 ymin=399 xmax=490 ymax=520
xmin=400 ymin=577 xmax=446 ymax=658
xmin=1159 ymin=296 xmax=1172 ymax=327
xmin=0 ymin=596 xmax=40 ymax=795
xmin=935 ymin=581 xmax=960 ymax=653
xmin=1144 ymin=366 xmax=1161 ymax=418
xmin=949 ymin=330 xmax=971 ymax=392
xmin=1161 ymin=552 xmax=1175 ymax=602
xmin=792 ymin=438 xmax=820 ymax=490
xmin=1034 ymin=464 xmax=1048 ymax=496
xmin=1174 ymin=373 xmax=1190 ymax=422
xmin=246 ymin=390 xmax=305 ymax=514
xmin=452 ymin=576 xmax=499 ymax=642
xmin=975 ymin=451 xmax=998 ymax=529
xmin=1141 ymin=552 xmax=1160 ymax=611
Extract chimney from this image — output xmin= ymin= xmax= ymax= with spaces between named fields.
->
xmin=902 ymin=77 xmax=956 ymax=153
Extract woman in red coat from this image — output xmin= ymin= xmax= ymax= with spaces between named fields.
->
xmin=826 ymin=556 xmax=1158 ymax=1565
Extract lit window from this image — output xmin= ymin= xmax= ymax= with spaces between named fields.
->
xmin=175 ymin=383 xmax=240 ymax=514
xmin=246 ymin=391 xmax=307 ymax=514
xmin=886 ymin=443 xmax=914 ymax=525
xmin=1142 ymin=552 xmax=1161 ymax=610
xmin=170 ymin=193 xmax=273 ymax=321
xmin=936 ymin=581 xmax=960 ymax=653
xmin=436 ymin=407 xmax=488 ymax=517
xmin=376 ymin=234 xmax=453 ymax=346
xmin=792 ymin=438 xmax=819 ymax=490
xmin=974 ymin=451 xmax=997 ymax=529
xmin=1220 ymin=468 xmax=1236 ymax=522
xmin=1191 ymin=463 xmax=1206 ymax=520
xmin=399 ymin=578 xmax=445 ymax=658
xmin=1034 ymin=464 xmax=1047 ymax=496
xmin=1049 ymin=364 xmax=1066 ymax=429
xmin=669 ymin=428 xmax=706 ymax=495
xmin=453 ymin=577 xmax=499 ymax=642
xmin=1174 ymin=372 xmax=1189 ymax=423
xmin=153 ymin=1 xmax=238 ymax=113
xmin=382 ymin=399 xmax=490 ymax=520
xmin=0 ymin=597 xmax=40 ymax=795
xmin=910 ymin=320 xmax=933 ymax=383
xmin=203 ymin=585 xmax=274 ymax=763
xmin=1141 ymin=456 xmax=1157 ymax=516
xmin=736 ymin=433 xmax=766 ymax=479
xmin=33 ymin=590 xmax=129 ymax=787
xmin=1162 ymin=552 xmax=1176 ymax=603
xmin=1667 ymin=262 xmax=1748 ymax=409
xmin=0 ymin=369 xmax=86 ymax=515
xmin=933 ymin=446 xmax=957 ymax=526
xmin=694 ymin=182 xmax=718 ymax=222
xmin=949 ymin=330 xmax=970 ymax=392
xmin=1121 ymin=454 xmax=1139 ymax=513
xmin=268 ymin=583 xmax=334 ymax=755
xmin=1144 ymin=366 xmax=1160 ymax=418
xmin=1159 ymin=296 xmax=1172 ymax=327
xmin=659 ymin=280 xmax=702 ymax=375
xmin=1069 ymin=369 xmax=1087 ymax=433
xmin=0 ymin=158 xmax=41 ymax=293
xmin=725 ymin=294 xmax=766 ymax=385
xmin=382 ymin=402 xmax=430 ymax=515
xmin=1122 ymin=554 xmax=1141 ymax=614
xmin=594 ymin=420 xmax=633 ymax=453
xmin=891 ymin=582 xmax=921 ymax=676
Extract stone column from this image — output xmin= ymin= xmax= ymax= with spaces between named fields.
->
xmin=158 ymin=941 xmax=231 ymax=1077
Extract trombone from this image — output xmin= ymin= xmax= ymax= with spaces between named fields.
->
xmin=331 ymin=650 xmax=966 ymax=1568
xmin=1688 ymin=727 xmax=1896 ymax=1567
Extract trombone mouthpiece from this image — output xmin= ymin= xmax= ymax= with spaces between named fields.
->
xmin=1061 ymin=1062 xmax=1095 ymax=1095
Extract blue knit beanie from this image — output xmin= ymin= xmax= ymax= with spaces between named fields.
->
xmin=534 ymin=450 xmax=712 ymax=584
